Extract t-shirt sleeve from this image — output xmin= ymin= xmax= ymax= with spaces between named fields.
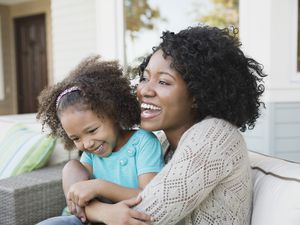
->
xmin=80 ymin=151 xmax=93 ymax=166
xmin=134 ymin=120 xmax=241 ymax=225
xmin=135 ymin=130 xmax=164 ymax=176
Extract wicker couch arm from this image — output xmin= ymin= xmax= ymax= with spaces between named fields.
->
xmin=0 ymin=163 xmax=66 ymax=225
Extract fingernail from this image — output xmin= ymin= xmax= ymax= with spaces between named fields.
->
xmin=150 ymin=217 xmax=155 ymax=222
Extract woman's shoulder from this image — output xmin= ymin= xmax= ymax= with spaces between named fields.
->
xmin=181 ymin=117 xmax=241 ymax=144
xmin=191 ymin=117 xmax=236 ymax=132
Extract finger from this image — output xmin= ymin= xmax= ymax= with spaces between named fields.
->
xmin=69 ymin=202 xmax=77 ymax=215
xmin=129 ymin=217 xmax=150 ymax=225
xmin=67 ymin=191 xmax=74 ymax=203
xmin=123 ymin=196 xmax=142 ymax=207
xmin=129 ymin=209 xmax=153 ymax=222
xmin=77 ymin=197 xmax=87 ymax=207
xmin=74 ymin=193 xmax=79 ymax=205
xmin=76 ymin=205 xmax=87 ymax=222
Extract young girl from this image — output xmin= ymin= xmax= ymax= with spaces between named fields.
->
xmin=36 ymin=56 xmax=164 ymax=224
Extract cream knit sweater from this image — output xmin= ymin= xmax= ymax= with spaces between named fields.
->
xmin=135 ymin=118 xmax=252 ymax=225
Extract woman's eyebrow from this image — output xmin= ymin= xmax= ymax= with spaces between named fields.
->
xmin=144 ymin=68 xmax=176 ymax=80
xmin=159 ymin=71 xmax=176 ymax=80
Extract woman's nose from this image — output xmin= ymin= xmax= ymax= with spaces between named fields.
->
xmin=138 ymin=81 xmax=155 ymax=98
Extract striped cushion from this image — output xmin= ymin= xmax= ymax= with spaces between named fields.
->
xmin=0 ymin=123 xmax=56 ymax=179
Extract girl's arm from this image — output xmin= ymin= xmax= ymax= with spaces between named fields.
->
xmin=62 ymin=159 xmax=91 ymax=197
xmin=62 ymin=159 xmax=92 ymax=222
xmin=68 ymin=130 xmax=163 ymax=206
xmin=67 ymin=172 xmax=158 ymax=206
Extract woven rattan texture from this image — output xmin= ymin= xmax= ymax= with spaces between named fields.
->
xmin=0 ymin=163 xmax=66 ymax=225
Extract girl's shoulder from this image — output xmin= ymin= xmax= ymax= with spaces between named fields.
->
xmin=127 ymin=128 xmax=160 ymax=146
xmin=130 ymin=128 xmax=156 ymax=139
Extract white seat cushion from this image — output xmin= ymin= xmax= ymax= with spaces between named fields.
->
xmin=249 ymin=151 xmax=300 ymax=225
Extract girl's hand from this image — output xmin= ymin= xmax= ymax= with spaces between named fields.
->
xmin=68 ymin=180 xmax=99 ymax=207
xmin=67 ymin=200 xmax=88 ymax=223
xmin=86 ymin=197 xmax=153 ymax=225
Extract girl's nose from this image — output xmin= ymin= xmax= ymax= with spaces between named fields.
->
xmin=83 ymin=139 xmax=94 ymax=150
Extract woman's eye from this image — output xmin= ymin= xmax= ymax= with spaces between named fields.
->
xmin=139 ymin=74 xmax=149 ymax=82
xmin=159 ymin=80 xmax=169 ymax=85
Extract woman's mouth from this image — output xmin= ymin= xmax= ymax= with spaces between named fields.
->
xmin=141 ymin=103 xmax=161 ymax=119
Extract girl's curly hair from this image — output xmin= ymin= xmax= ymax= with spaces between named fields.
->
xmin=37 ymin=55 xmax=140 ymax=150
xmin=139 ymin=25 xmax=266 ymax=131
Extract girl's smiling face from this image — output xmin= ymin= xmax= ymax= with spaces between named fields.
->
xmin=59 ymin=106 xmax=121 ymax=157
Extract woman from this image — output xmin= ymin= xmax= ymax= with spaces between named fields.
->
xmin=38 ymin=25 xmax=266 ymax=225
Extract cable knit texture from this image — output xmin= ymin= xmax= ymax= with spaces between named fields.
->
xmin=135 ymin=118 xmax=252 ymax=225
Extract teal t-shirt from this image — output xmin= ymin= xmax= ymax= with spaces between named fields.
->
xmin=80 ymin=129 xmax=164 ymax=188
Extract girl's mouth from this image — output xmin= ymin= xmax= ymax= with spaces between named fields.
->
xmin=94 ymin=144 xmax=104 ymax=154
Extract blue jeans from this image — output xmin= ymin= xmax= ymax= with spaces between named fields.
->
xmin=36 ymin=215 xmax=84 ymax=225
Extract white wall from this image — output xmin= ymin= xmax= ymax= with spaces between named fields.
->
xmin=0 ymin=16 xmax=4 ymax=100
xmin=240 ymin=0 xmax=300 ymax=162
xmin=240 ymin=0 xmax=300 ymax=102
xmin=51 ymin=0 xmax=124 ymax=82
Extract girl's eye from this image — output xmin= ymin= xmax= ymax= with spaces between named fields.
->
xmin=72 ymin=137 xmax=80 ymax=142
xmin=88 ymin=128 xmax=98 ymax=134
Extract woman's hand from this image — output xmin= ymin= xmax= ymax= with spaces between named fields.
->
xmin=67 ymin=180 xmax=99 ymax=207
xmin=86 ymin=197 xmax=153 ymax=225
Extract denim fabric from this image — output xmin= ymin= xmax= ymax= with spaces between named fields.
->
xmin=36 ymin=215 xmax=84 ymax=225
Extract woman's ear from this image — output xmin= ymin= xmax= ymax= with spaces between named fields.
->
xmin=191 ymin=97 xmax=198 ymax=109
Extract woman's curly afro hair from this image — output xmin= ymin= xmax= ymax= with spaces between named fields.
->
xmin=37 ymin=55 xmax=140 ymax=150
xmin=139 ymin=25 xmax=266 ymax=131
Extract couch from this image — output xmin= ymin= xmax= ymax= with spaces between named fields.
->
xmin=0 ymin=113 xmax=78 ymax=225
xmin=0 ymin=114 xmax=299 ymax=225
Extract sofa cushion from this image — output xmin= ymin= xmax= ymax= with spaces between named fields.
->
xmin=249 ymin=151 xmax=300 ymax=225
xmin=0 ymin=123 xmax=56 ymax=179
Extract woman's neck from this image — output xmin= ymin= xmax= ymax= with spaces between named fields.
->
xmin=164 ymin=121 xmax=196 ymax=150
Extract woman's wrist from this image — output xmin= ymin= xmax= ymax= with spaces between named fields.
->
xmin=85 ymin=200 xmax=107 ymax=223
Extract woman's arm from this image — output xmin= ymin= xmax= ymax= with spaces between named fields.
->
xmin=134 ymin=120 xmax=242 ymax=224
xmin=85 ymin=197 xmax=153 ymax=225
xmin=67 ymin=172 xmax=158 ymax=206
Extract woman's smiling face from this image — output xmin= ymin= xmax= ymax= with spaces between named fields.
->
xmin=59 ymin=106 xmax=120 ymax=157
xmin=137 ymin=49 xmax=195 ymax=135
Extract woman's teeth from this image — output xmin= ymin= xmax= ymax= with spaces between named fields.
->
xmin=141 ymin=103 xmax=161 ymax=110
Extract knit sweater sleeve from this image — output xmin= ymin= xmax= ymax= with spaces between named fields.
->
xmin=134 ymin=118 xmax=246 ymax=225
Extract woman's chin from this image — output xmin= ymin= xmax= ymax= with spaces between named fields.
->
xmin=141 ymin=120 xmax=162 ymax=131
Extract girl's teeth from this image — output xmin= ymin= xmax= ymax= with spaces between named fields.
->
xmin=96 ymin=144 xmax=103 ymax=152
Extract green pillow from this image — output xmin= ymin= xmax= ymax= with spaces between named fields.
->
xmin=0 ymin=123 xmax=56 ymax=179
